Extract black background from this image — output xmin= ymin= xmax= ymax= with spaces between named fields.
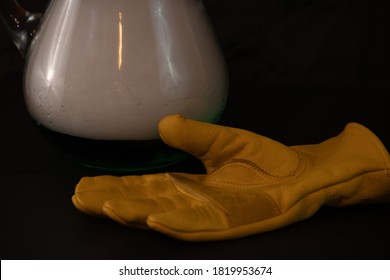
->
xmin=1 ymin=0 xmax=389 ymax=259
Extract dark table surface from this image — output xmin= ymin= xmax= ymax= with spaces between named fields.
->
xmin=1 ymin=0 xmax=390 ymax=260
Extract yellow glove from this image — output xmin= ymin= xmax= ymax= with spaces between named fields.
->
xmin=72 ymin=115 xmax=390 ymax=241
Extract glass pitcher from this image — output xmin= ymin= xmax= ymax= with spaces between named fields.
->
xmin=0 ymin=0 xmax=228 ymax=171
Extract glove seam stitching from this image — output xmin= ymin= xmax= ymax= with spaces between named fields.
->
xmin=205 ymin=153 xmax=305 ymax=187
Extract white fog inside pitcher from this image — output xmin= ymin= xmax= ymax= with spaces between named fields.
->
xmin=23 ymin=0 xmax=228 ymax=140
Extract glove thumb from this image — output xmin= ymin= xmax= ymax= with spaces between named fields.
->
xmin=158 ymin=114 xmax=299 ymax=176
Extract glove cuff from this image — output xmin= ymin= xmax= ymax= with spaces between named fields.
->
xmin=324 ymin=123 xmax=390 ymax=206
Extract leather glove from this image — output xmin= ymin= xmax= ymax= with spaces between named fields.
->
xmin=72 ymin=115 xmax=390 ymax=241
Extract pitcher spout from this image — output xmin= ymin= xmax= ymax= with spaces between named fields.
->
xmin=0 ymin=0 xmax=42 ymax=57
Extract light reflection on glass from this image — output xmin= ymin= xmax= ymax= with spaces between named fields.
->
xmin=151 ymin=0 xmax=179 ymax=87
xmin=118 ymin=12 xmax=123 ymax=70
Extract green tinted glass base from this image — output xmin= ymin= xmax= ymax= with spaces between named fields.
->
xmin=38 ymin=125 xmax=188 ymax=172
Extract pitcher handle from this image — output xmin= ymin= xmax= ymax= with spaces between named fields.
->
xmin=0 ymin=0 xmax=42 ymax=57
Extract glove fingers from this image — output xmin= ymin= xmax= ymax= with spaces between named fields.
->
xmin=73 ymin=176 xmax=132 ymax=217
xmin=72 ymin=193 xmax=109 ymax=217
xmin=102 ymin=190 xmax=196 ymax=227
xmin=75 ymin=176 xmax=125 ymax=193
xmin=103 ymin=199 xmax=166 ymax=228
xmin=146 ymin=205 xmax=230 ymax=241
xmin=73 ymin=173 xmax=173 ymax=217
